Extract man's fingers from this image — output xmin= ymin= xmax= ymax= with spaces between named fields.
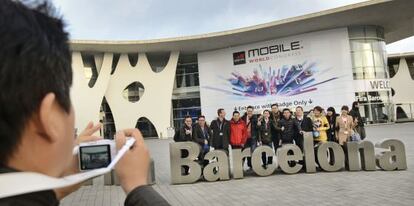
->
xmin=121 ymin=128 xmax=144 ymax=146
xmin=115 ymin=131 xmax=127 ymax=151
xmin=79 ymin=122 xmax=102 ymax=137
xmin=89 ymin=123 xmax=102 ymax=134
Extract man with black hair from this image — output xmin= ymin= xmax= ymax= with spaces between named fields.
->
xmin=192 ymin=115 xmax=212 ymax=167
xmin=174 ymin=115 xmax=193 ymax=142
xmin=294 ymin=106 xmax=313 ymax=151
xmin=173 ymin=115 xmax=193 ymax=175
xmin=210 ymin=108 xmax=230 ymax=153
xmin=0 ymin=0 xmax=169 ymax=205
xmin=270 ymin=104 xmax=282 ymax=152
xmin=279 ymin=108 xmax=301 ymax=144
xmin=241 ymin=105 xmax=258 ymax=170
xmin=229 ymin=111 xmax=247 ymax=149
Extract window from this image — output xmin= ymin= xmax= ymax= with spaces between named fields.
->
xmin=387 ymin=58 xmax=400 ymax=78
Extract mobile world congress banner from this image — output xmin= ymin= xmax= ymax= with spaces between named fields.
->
xmin=198 ymin=28 xmax=355 ymax=121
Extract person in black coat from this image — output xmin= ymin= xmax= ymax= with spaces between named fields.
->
xmin=270 ymin=104 xmax=282 ymax=152
xmin=279 ymin=108 xmax=301 ymax=144
xmin=210 ymin=108 xmax=231 ymax=153
xmin=326 ymin=107 xmax=339 ymax=142
xmin=257 ymin=110 xmax=273 ymax=168
xmin=349 ymin=101 xmax=366 ymax=140
xmin=173 ymin=116 xmax=193 ymax=175
xmin=294 ymin=106 xmax=313 ymax=151
xmin=174 ymin=116 xmax=193 ymax=142
xmin=192 ymin=115 xmax=212 ymax=167
xmin=241 ymin=105 xmax=258 ymax=169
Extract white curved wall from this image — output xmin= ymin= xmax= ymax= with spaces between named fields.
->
xmin=70 ymin=51 xmax=179 ymax=138
xmin=70 ymin=52 xmax=112 ymax=134
xmin=390 ymin=58 xmax=414 ymax=104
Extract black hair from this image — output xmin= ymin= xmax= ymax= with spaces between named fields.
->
xmin=217 ymin=108 xmax=224 ymax=116
xmin=296 ymin=106 xmax=303 ymax=111
xmin=184 ymin=115 xmax=192 ymax=121
xmin=246 ymin=105 xmax=254 ymax=110
xmin=341 ymin=105 xmax=349 ymax=112
xmin=0 ymin=0 xmax=72 ymax=164
xmin=352 ymin=101 xmax=359 ymax=110
xmin=233 ymin=111 xmax=240 ymax=115
xmin=314 ymin=106 xmax=323 ymax=113
xmin=271 ymin=103 xmax=279 ymax=108
xmin=327 ymin=107 xmax=336 ymax=114
xmin=198 ymin=115 xmax=205 ymax=120
xmin=282 ymin=108 xmax=291 ymax=113
xmin=263 ymin=110 xmax=270 ymax=114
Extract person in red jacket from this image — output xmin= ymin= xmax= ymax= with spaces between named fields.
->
xmin=230 ymin=111 xmax=247 ymax=149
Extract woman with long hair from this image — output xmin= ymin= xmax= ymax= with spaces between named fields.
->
xmin=335 ymin=106 xmax=354 ymax=145
xmin=326 ymin=107 xmax=338 ymax=142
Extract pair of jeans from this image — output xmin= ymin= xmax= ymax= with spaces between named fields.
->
xmin=244 ymin=137 xmax=257 ymax=168
xmin=261 ymin=143 xmax=273 ymax=166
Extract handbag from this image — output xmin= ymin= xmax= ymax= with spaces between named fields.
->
xmin=313 ymin=131 xmax=320 ymax=138
xmin=351 ymin=129 xmax=361 ymax=141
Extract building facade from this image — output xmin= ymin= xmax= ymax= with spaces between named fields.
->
xmin=69 ymin=0 xmax=414 ymax=138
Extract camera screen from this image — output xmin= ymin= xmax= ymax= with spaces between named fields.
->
xmin=79 ymin=144 xmax=111 ymax=170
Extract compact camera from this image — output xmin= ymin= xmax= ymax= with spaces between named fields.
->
xmin=78 ymin=139 xmax=117 ymax=171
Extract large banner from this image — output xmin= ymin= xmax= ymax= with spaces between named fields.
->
xmin=198 ymin=28 xmax=355 ymax=121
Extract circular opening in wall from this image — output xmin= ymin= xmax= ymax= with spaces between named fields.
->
xmin=122 ymin=82 xmax=145 ymax=103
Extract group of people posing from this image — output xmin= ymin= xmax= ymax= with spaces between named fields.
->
xmin=174 ymin=101 xmax=366 ymax=171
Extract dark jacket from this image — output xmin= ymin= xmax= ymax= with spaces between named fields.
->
xmin=269 ymin=111 xmax=282 ymax=140
xmin=258 ymin=118 xmax=272 ymax=144
xmin=349 ymin=108 xmax=364 ymax=127
xmin=327 ymin=114 xmax=339 ymax=141
xmin=192 ymin=124 xmax=212 ymax=146
xmin=173 ymin=125 xmax=193 ymax=142
xmin=0 ymin=166 xmax=170 ymax=206
xmin=279 ymin=117 xmax=300 ymax=143
xmin=295 ymin=116 xmax=313 ymax=132
xmin=241 ymin=114 xmax=258 ymax=139
xmin=210 ymin=118 xmax=230 ymax=150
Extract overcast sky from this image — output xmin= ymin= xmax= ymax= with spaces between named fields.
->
xmin=52 ymin=0 xmax=413 ymax=54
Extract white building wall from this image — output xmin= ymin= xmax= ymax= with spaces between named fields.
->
xmin=390 ymin=58 xmax=414 ymax=103
xmin=70 ymin=51 xmax=179 ymax=138
xmin=390 ymin=57 xmax=414 ymax=119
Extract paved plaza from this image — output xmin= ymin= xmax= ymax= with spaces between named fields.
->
xmin=61 ymin=122 xmax=414 ymax=206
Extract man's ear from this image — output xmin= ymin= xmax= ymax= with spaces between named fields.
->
xmin=36 ymin=93 xmax=59 ymax=143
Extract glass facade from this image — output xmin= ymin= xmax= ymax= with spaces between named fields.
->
xmin=172 ymin=53 xmax=201 ymax=129
xmin=348 ymin=26 xmax=393 ymax=124
xmin=175 ymin=54 xmax=199 ymax=88
xmin=100 ymin=97 xmax=116 ymax=139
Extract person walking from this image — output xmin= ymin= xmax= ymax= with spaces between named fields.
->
xmin=335 ymin=106 xmax=354 ymax=145
xmin=350 ymin=101 xmax=366 ymax=140
xmin=210 ymin=108 xmax=231 ymax=153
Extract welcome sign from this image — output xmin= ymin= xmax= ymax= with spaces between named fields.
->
xmin=198 ymin=28 xmax=355 ymax=121
xmin=169 ymin=133 xmax=407 ymax=184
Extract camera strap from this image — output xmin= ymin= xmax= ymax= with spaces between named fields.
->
xmin=0 ymin=138 xmax=136 ymax=199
